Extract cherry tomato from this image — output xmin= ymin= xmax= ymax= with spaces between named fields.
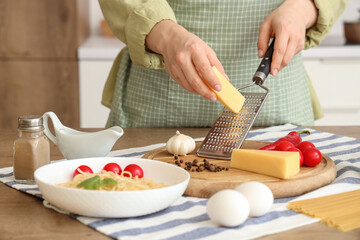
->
xmin=103 ymin=162 xmax=122 ymax=175
xmin=303 ymin=148 xmax=322 ymax=167
xmin=275 ymin=141 xmax=295 ymax=151
xmin=73 ymin=165 xmax=93 ymax=178
xmin=296 ymin=141 xmax=316 ymax=154
xmin=288 ymin=147 xmax=304 ymax=166
xmin=123 ymin=164 xmax=143 ymax=178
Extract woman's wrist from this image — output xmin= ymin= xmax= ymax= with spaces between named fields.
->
xmin=302 ymin=0 xmax=318 ymax=29
xmin=145 ymin=20 xmax=181 ymax=55
xmin=283 ymin=0 xmax=318 ymax=29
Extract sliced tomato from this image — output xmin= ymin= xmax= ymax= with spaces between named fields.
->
xmin=123 ymin=164 xmax=143 ymax=178
xmin=73 ymin=165 xmax=93 ymax=178
xmin=103 ymin=162 xmax=122 ymax=175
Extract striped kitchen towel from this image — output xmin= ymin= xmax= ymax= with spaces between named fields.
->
xmin=0 ymin=124 xmax=359 ymax=240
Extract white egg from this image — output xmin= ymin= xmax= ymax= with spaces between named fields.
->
xmin=206 ymin=189 xmax=250 ymax=227
xmin=235 ymin=182 xmax=274 ymax=217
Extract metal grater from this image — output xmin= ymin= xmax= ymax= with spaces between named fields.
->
xmin=197 ymin=39 xmax=275 ymax=159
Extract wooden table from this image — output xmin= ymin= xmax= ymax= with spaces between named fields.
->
xmin=0 ymin=126 xmax=359 ymax=240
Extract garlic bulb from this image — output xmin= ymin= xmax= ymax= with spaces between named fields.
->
xmin=166 ymin=131 xmax=196 ymax=156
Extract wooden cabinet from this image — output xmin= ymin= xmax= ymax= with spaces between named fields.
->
xmin=0 ymin=0 xmax=89 ymax=128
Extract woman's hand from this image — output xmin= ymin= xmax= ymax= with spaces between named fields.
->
xmin=146 ymin=20 xmax=225 ymax=102
xmin=258 ymin=0 xmax=318 ymax=76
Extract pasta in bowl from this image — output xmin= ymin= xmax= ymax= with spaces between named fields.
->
xmin=34 ymin=157 xmax=190 ymax=218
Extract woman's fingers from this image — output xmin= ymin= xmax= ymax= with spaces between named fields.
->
xmin=257 ymin=22 xmax=272 ymax=58
xmin=146 ymin=20 xmax=227 ymax=101
xmin=164 ymin=45 xmax=219 ymax=101
xmin=271 ymin=33 xmax=288 ymax=76
xmin=166 ymin=63 xmax=197 ymax=94
xmin=167 ymin=41 xmax=224 ymax=100
xmin=182 ymin=61 xmax=217 ymax=101
xmin=282 ymin=37 xmax=298 ymax=69
xmin=257 ymin=0 xmax=317 ymax=76
xmin=208 ymin=52 xmax=227 ymax=80
xmin=178 ymin=48 xmax=219 ymax=101
xmin=192 ymin=48 xmax=222 ymax=91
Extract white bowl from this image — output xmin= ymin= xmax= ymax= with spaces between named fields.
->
xmin=34 ymin=157 xmax=190 ymax=218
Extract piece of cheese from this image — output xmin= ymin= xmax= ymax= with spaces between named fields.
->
xmin=211 ymin=66 xmax=245 ymax=113
xmin=230 ymin=149 xmax=300 ymax=179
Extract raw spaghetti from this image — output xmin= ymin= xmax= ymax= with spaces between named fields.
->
xmin=287 ymin=190 xmax=360 ymax=232
xmin=58 ymin=170 xmax=167 ymax=191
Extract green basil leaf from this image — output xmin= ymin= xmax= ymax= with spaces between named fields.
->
xmin=77 ymin=175 xmax=102 ymax=190
xmin=102 ymin=178 xmax=118 ymax=186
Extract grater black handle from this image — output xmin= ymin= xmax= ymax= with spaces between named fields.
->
xmin=252 ymin=38 xmax=275 ymax=85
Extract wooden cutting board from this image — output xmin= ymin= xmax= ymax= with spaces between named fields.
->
xmin=142 ymin=140 xmax=337 ymax=199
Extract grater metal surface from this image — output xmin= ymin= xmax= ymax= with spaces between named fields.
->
xmin=197 ymin=89 xmax=269 ymax=159
xmin=197 ymin=38 xmax=275 ymax=160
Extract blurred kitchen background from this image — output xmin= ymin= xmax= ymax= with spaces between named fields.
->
xmin=1 ymin=0 xmax=359 ymax=129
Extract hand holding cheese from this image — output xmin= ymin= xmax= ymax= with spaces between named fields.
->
xmin=231 ymin=149 xmax=300 ymax=179
xmin=210 ymin=66 xmax=245 ymax=113
xmin=145 ymin=20 xmax=225 ymax=102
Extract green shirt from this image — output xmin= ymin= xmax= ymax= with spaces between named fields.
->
xmin=99 ymin=0 xmax=348 ymax=125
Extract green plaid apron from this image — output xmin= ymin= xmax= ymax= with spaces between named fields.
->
xmin=106 ymin=0 xmax=314 ymax=127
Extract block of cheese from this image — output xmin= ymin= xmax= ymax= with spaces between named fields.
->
xmin=211 ymin=66 xmax=245 ymax=113
xmin=230 ymin=149 xmax=300 ymax=179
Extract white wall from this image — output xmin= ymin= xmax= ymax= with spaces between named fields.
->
xmin=327 ymin=0 xmax=360 ymax=36
xmin=89 ymin=0 xmax=105 ymax=36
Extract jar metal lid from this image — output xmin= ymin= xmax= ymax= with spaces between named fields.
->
xmin=18 ymin=115 xmax=44 ymax=130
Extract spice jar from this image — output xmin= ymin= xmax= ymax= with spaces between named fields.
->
xmin=13 ymin=115 xmax=50 ymax=183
